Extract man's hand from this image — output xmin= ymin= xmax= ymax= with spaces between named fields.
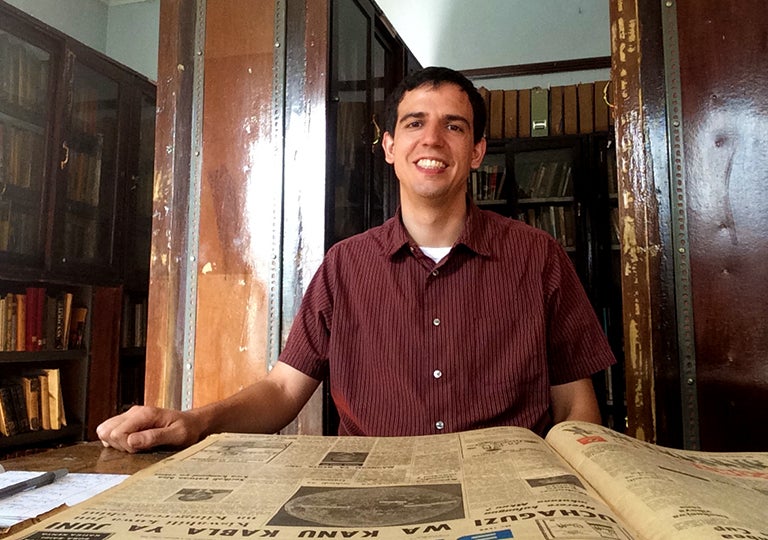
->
xmin=96 ymin=405 xmax=203 ymax=453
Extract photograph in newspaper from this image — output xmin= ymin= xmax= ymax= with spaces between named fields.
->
xmin=7 ymin=426 xmax=636 ymax=540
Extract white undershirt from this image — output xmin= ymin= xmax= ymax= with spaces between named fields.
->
xmin=419 ymin=246 xmax=451 ymax=263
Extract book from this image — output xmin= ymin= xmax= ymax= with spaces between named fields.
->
xmin=54 ymin=292 xmax=73 ymax=350
xmin=4 ymin=380 xmax=30 ymax=433
xmin=594 ymin=80 xmax=611 ymax=132
xmin=503 ymin=89 xmax=518 ymax=138
xmin=37 ymin=370 xmax=51 ymax=430
xmin=0 ymin=386 xmax=18 ymax=436
xmin=69 ymin=306 xmax=88 ymax=349
xmin=530 ymin=87 xmax=549 ymax=137
xmin=14 ymin=292 xmax=24 ymax=351
xmin=477 ymin=86 xmax=490 ymax=137
xmin=578 ymin=82 xmax=595 ymax=134
xmin=41 ymin=368 xmax=66 ymax=430
xmin=517 ymin=88 xmax=531 ymax=137
xmin=488 ymin=89 xmax=505 ymax=139
xmin=7 ymin=421 xmax=768 ymax=540
xmin=563 ymin=84 xmax=578 ymax=135
xmin=17 ymin=374 xmax=41 ymax=431
xmin=549 ymin=85 xmax=564 ymax=136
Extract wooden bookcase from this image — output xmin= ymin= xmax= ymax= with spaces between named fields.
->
xmin=0 ymin=2 xmax=154 ymax=454
xmin=475 ymin=132 xmax=626 ymax=432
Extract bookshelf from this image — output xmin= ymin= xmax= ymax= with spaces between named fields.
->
xmin=0 ymin=3 xmax=155 ymax=453
xmin=474 ymin=132 xmax=626 ymax=432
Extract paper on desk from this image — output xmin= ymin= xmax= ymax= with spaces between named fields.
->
xmin=0 ymin=470 xmax=129 ymax=528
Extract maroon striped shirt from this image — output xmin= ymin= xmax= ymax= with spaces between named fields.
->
xmin=280 ymin=202 xmax=616 ymax=437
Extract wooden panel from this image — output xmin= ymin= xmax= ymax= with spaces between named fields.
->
xmin=281 ymin=0 xmax=330 ymax=436
xmin=609 ymin=0 xmax=664 ymax=444
xmin=145 ymin=0 xmax=197 ymax=409
xmin=676 ymin=0 xmax=768 ymax=451
xmin=192 ymin=0 xmax=277 ymax=406
xmin=87 ymin=286 xmax=122 ymax=439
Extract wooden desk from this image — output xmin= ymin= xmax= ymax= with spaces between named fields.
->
xmin=1 ymin=442 xmax=174 ymax=538
xmin=1 ymin=441 xmax=173 ymax=474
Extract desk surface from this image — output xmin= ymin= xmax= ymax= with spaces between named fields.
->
xmin=1 ymin=442 xmax=174 ymax=538
xmin=1 ymin=441 xmax=173 ymax=475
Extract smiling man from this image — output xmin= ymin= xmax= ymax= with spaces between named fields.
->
xmin=97 ymin=67 xmax=615 ymax=453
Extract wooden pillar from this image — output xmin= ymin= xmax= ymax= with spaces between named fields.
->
xmin=145 ymin=0 xmax=197 ymax=410
xmin=147 ymin=0 xmax=328 ymax=433
xmin=611 ymin=0 xmax=768 ymax=450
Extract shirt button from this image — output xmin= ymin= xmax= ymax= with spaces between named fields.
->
xmin=432 ymin=318 xmax=441 ymax=326
xmin=435 ymin=421 xmax=445 ymax=430
xmin=433 ymin=369 xmax=442 ymax=379
xmin=431 ymin=270 xmax=439 ymax=277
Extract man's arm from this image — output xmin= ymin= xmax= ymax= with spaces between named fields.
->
xmin=96 ymin=361 xmax=320 ymax=453
xmin=550 ymin=377 xmax=602 ymax=425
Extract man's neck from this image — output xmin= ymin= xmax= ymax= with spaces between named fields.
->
xmin=401 ymin=197 xmax=468 ymax=247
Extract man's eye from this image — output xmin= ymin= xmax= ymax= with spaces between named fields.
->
xmin=447 ymin=124 xmax=463 ymax=132
xmin=406 ymin=121 xmax=422 ymax=128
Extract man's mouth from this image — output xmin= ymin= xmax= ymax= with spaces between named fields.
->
xmin=416 ymin=158 xmax=448 ymax=170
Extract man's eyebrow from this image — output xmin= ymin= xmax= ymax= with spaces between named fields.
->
xmin=397 ymin=112 xmax=471 ymax=126
xmin=398 ymin=111 xmax=426 ymax=124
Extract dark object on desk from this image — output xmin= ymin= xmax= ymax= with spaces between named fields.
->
xmin=0 ymin=468 xmax=68 ymax=500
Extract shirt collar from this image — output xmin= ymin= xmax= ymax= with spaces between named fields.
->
xmin=380 ymin=199 xmax=494 ymax=260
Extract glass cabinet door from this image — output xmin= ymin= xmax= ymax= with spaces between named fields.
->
xmin=124 ymin=90 xmax=155 ymax=288
xmin=330 ymin=0 xmax=370 ymax=245
xmin=54 ymin=57 xmax=120 ymax=274
xmin=0 ymin=25 xmax=55 ymax=266
xmin=328 ymin=0 xmax=403 ymax=247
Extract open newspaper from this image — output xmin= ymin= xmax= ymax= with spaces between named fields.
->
xmin=7 ymin=421 xmax=768 ymax=540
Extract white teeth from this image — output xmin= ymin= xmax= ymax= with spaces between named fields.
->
xmin=417 ymin=158 xmax=447 ymax=169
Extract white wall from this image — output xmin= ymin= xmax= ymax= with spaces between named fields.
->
xmin=106 ymin=0 xmax=160 ymax=81
xmin=7 ymin=0 xmax=609 ymax=88
xmin=6 ymin=0 xmax=158 ymax=81
xmin=376 ymin=0 xmax=610 ymax=89
xmin=5 ymin=0 xmax=109 ymax=53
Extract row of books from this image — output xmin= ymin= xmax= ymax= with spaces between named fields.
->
xmin=0 ymin=30 xmax=49 ymax=114
xmin=480 ymin=81 xmax=613 ymax=140
xmin=516 ymin=160 xmax=573 ymax=200
xmin=63 ymin=212 xmax=99 ymax=261
xmin=66 ymin=145 xmax=103 ymax=207
xmin=121 ymin=294 xmax=148 ymax=348
xmin=518 ymin=205 xmax=576 ymax=249
xmin=0 ymin=120 xmax=45 ymax=190
xmin=0 ymin=368 xmax=66 ymax=437
xmin=0 ymin=201 xmax=37 ymax=255
xmin=0 ymin=288 xmax=87 ymax=352
xmin=468 ymin=164 xmax=507 ymax=202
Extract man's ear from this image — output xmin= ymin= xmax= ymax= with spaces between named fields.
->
xmin=382 ymin=131 xmax=395 ymax=164
xmin=471 ymin=137 xmax=487 ymax=169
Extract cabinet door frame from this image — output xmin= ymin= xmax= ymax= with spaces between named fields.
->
xmin=0 ymin=5 xmax=64 ymax=275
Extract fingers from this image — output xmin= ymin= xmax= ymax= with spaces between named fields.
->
xmin=97 ymin=406 xmax=174 ymax=453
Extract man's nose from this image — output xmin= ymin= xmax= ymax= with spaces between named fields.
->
xmin=420 ymin=123 xmax=444 ymax=145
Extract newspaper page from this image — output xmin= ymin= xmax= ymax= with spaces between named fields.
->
xmin=8 ymin=427 xmax=636 ymax=540
xmin=546 ymin=421 xmax=768 ymax=540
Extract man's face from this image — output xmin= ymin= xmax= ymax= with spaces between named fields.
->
xmin=382 ymin=83 xmax=486 ymax=207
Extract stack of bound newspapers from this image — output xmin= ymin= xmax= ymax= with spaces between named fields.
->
xmin=7 ymin=421 xmax=768 ymax=540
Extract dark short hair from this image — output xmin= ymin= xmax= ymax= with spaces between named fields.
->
xmin=384 ymin=66 xmax=486 ymax=144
